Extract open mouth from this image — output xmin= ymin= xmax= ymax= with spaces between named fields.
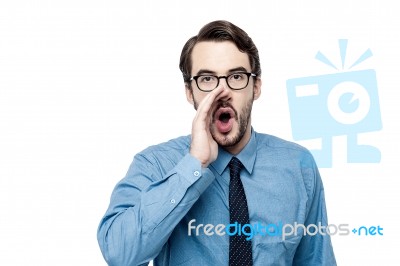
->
xmin=219 ymin=112 xmax=231 ymax=123
xmin=214 ymin=107 xmax=235 ymax=133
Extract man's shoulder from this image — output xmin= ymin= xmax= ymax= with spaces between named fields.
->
xmin=254 ymin=131 xmax=318 ymax=170
xmin=254 ymin=131 xmax=312 ymax=156
xmin=137 ymin=135 xmax=191 ymax=158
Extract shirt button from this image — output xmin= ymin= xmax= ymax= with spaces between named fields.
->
xmin=193 ymin=171 xmax=200 ymax=177
xmin=170 ymin=199 xmax=176 ymax=204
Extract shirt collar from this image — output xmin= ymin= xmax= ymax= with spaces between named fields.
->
xmin=210 ymin=129 xmax=257 ymax=176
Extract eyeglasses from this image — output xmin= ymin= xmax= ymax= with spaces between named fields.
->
xmin=190 ymin=72 xmax=256 ymax=92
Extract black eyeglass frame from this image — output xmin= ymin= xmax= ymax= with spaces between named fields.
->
xmin=190 ymin=72 xmax=257 ymax=92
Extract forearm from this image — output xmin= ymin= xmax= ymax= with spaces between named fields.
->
xmin=97 ymin=153 xmax=215 ymax=265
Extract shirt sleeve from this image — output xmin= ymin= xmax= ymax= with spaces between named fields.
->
xmin=97 ymin=152 xmax=215 ymax=266
xmin=292 ymin=156 xmax=337 ymax=266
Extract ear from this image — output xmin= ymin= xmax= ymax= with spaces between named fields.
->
xmin=185 ymin=84 xmax=194 ymax=105
xmin=253 ymin=78 xmax=262 ymax=100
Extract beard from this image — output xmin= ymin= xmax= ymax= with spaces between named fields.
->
xmin=192 ymin=92 xmax=254 ymax=148
xmin=210 ymin=98 xmax=253 ymax=147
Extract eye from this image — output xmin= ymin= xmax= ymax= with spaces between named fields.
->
xmin=198 ymin=75 xmax=216 ymax=83
xmin=229 ymin=73 xmax=245 ymax=81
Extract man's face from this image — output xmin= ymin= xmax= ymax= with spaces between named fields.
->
xmin=186 ymin=41 xmax=261 ymax=151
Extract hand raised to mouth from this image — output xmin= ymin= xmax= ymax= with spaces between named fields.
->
xmin=189 ymin=86 xmax=229 ymax=168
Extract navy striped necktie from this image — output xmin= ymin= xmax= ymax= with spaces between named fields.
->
xmin=228 ymin=157 xmax=253 ymax=266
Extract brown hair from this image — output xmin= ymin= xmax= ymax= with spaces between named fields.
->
xmin=179 ymin=20 xmax=261 ymax=87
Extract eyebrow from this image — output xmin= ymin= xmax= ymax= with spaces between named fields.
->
xmin=195 ymin=66 xmax=249 ymax=76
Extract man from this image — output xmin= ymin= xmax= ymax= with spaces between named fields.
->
xmin=97 ymin=20 xmax=336 ymax=265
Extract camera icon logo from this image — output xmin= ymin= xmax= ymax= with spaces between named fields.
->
xmin=286 ymin=40 xmax=382 ymax=167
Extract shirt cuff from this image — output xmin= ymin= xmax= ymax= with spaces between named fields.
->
xmin=174 ymin=153 xmax=215 ymax=195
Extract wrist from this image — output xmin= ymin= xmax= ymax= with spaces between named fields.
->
xmin=189 ymin=149 xmax=209 ymax=168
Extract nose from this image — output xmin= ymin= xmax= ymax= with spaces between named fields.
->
xmin=216 ymin=77 xmax=232 ymax=101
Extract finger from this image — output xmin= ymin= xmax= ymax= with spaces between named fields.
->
xmin=194 ymin=87 xmax=225 ymax=122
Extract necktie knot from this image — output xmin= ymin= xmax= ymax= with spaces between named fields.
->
xmin=229 ymin=157 xmax=244 ymax=178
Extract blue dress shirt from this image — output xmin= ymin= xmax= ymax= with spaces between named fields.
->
xmin=97 ymin=129 xmax=336 ymax=265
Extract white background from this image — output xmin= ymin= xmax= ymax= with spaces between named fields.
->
xmin=1 ymin=0 xmax=399 ymax=265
